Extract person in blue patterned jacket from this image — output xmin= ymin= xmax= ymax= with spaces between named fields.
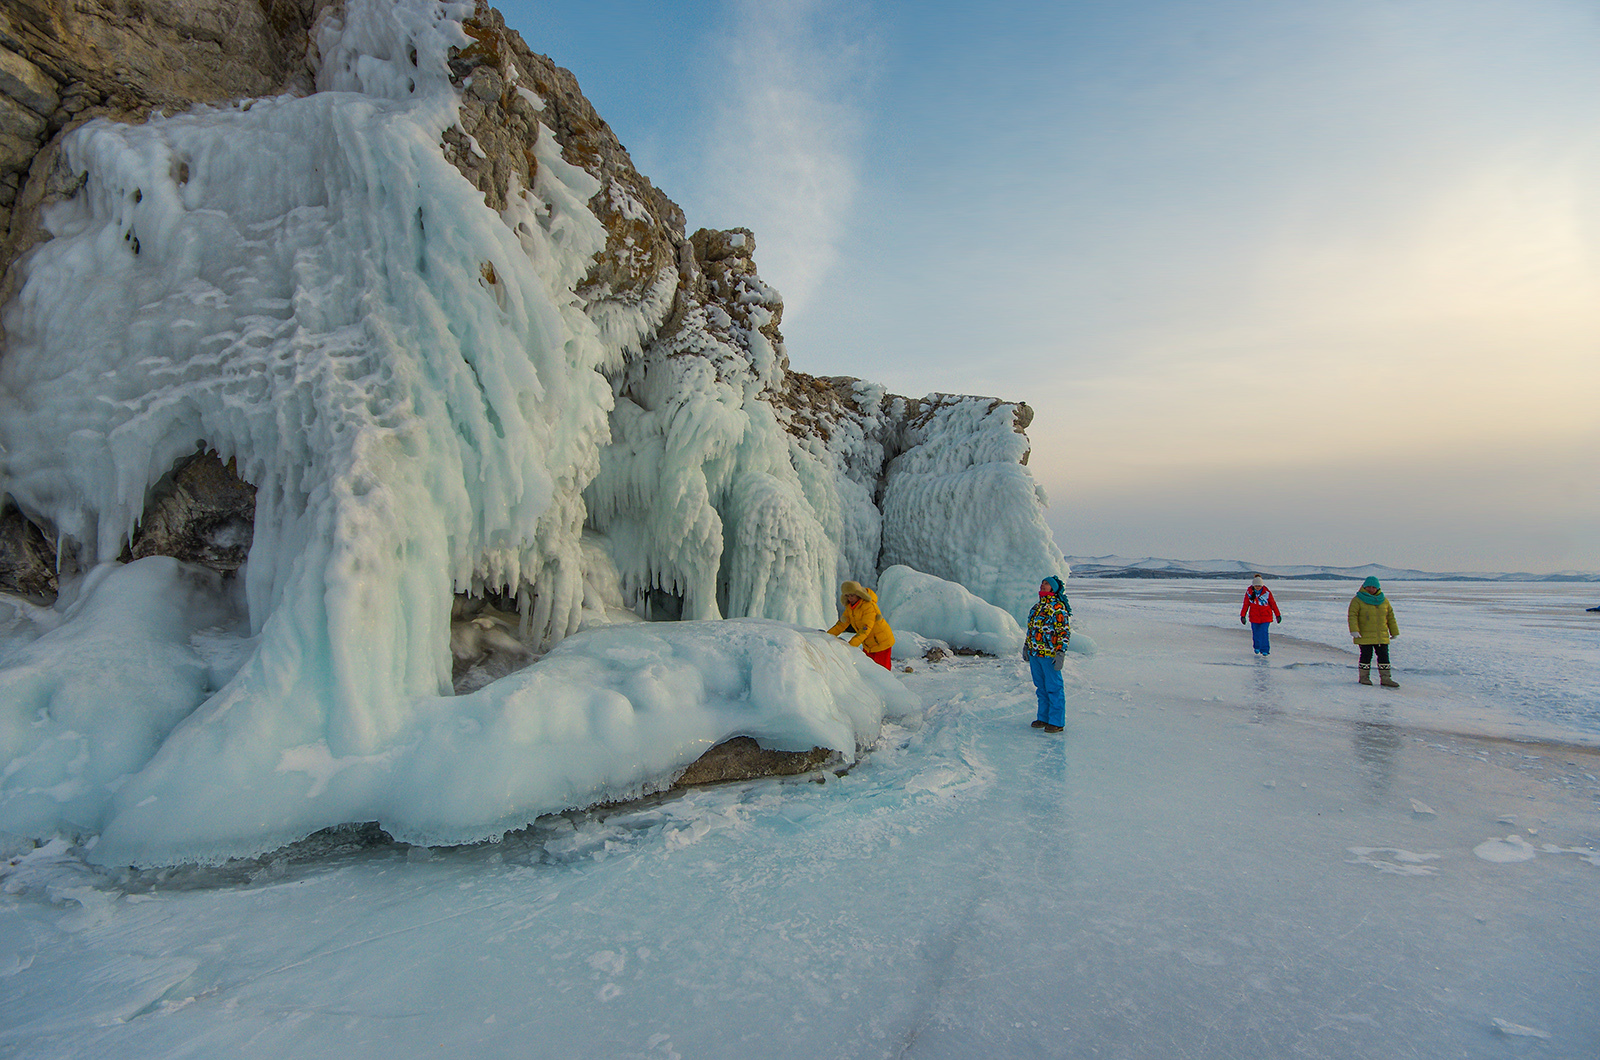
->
xmin=1025 ymin=575 xmax=1071 ymax=732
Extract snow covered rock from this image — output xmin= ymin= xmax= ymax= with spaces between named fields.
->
xmin=875 ymin=565 xmax=1024 ymax=657
xmin=89 ymin=619 xmax=916 ymax=866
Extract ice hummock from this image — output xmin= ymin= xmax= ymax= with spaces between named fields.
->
xmin=0 ymin=0 xmax=1063 ymax=863
xmin=875 ymin=564 xmax=1024 ymax=657
xmin=0 ymin=555 xmax=917 ymax=866
xmin=97 ymin=599 xmax=918 ymax=866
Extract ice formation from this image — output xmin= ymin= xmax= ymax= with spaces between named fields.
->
xmin=0 ymin=0 xmax=1065 ymax=863
xmin=874 ymin=564 xmax=1024 ymax=657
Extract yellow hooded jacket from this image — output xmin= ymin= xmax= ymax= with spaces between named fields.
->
xmin=1347 ymin=589 xmax=1399 ymax=645
xmin=827 ymin=584 xmax=895 ymax=654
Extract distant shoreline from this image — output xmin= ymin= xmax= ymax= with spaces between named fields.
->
xmin=1066 ymin=568 xmax=1600 ymax=583
xmin=1063 ymin=557 xmax=1600 ymax=583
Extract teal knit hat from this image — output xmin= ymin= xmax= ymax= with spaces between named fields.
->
xmin=1361 ymin=576 xmax=1381 ymax=590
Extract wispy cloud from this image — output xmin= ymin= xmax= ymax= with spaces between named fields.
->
xmin=686 ymin=0 xmax=873 ymax=315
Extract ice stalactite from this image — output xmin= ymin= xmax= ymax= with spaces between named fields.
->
xmin=0 ymin=3 xmax=614 ymax=772
xmin=0 ymin=0 xmax=1066 ymax=863
xmin=584 ymin=252 xmax=842 ymax=630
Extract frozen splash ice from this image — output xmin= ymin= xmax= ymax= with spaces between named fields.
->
xmin=0 ymin=0 xmax=1057 ymax=863
xmin=0 ymin=2 xmax=616 ymax=763
xmin=875 ymin=564 xmax=1023 ymax=656
xmin=93 ymin=618 xmax=918 ymax=865
xmin=879 ymin=398 xmax=1067 ymax=623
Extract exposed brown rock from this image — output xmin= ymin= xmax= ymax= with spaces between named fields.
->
xmin=444 ymin=3 xmax=683 ymax=316
xmin=128 ymin=450 xmax=257 ymax=574
xmin=0 ymin=502 xmax=56 ymax=599
xmin=672 ymin=736 xmax=835 ymax=788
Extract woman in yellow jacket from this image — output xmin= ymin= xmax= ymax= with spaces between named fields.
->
xmin=826 ymin=580 xmax=895 ymax=669
xmin=1348 ymin=576 xmax=1400 ymax=687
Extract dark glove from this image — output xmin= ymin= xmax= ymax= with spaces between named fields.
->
xmin=1240 ymin=616 xmax=1247 ymax=625
xmin=1275 ymin=616 xmax=1281 ymax=624
xmin=1053 ymin=649 xmax=1066 ymax=671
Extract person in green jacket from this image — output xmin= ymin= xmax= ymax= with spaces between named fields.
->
xmin=1348 ymin=576 xmax=1400 ymax=687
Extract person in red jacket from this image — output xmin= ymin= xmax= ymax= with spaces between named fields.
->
xmin=1239 ymin=574 xmax=1282 ymax=656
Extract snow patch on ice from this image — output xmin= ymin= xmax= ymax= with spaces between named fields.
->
xmin=1539 ymin=843 xmax=1600 ymax=867
xmin=1346 ymin=847 xmax=1441 ymax=875
xmin=1473 ymin=835 xmax=1538 ymax=863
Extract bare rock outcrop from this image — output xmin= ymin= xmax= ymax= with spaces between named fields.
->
xmin=672 ymin=736 xmax=834 ymax=788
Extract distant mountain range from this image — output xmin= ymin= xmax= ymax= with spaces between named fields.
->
xmin=1063 ymin=556 xmax=1600 ymax=583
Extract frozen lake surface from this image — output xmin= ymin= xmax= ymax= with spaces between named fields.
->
xmin=3 ymin=581 xmax=1597 ymax=1058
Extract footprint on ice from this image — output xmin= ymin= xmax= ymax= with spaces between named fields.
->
xmin=1473 ymin=835 xmax=1537 ymax=863
xmin=1346 ymin=847 xmax=1440 ymax=875
xmin=588 ymin=950 xmax=626 ymax=976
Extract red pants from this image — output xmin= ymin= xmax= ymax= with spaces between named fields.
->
xmin=866 ymin=648 xmax=892 ymax=670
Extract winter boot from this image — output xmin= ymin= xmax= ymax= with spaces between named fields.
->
xmin=1379 ymin=664 xmax=1399 ymax=688
xmin=1358 ymin=665 xmax=1372 ymax=685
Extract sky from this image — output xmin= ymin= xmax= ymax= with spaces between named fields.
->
xmin=498 ymin=0 xmax=1600 ymax=574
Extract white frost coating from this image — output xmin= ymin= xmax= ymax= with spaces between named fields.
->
xmin=585 ymin=300 xmax=838 ymax=628
xmin=876 ymin=565 xmax=1023 ymax=656
xmin=0 ymin=559 xmax=241 ymax=838
xmin=810 ymin=384 xmax=888 ymax=591
xmin=879 ymin=398 xmax=1068 ymax=622
xmin=314 ymin=0 xmax=472 ymax=101
xmin=0 ymin=0 xmax=613 ymax=771
xmin=93 ymin=619 xmax=917 ymax=865
xmin=581 ymin=265 xmax=679 ymax=372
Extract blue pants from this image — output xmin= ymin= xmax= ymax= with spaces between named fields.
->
xmin=1029 ymin=655 xmax=1066 ymax=727
xmin=1251 ymin=622 xmax=1271 ymax=655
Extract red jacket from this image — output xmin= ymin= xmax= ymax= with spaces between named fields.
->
xmin=1241 ymin=586 xmax=1281 ymax=623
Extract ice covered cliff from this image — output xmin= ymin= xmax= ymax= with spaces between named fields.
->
xmin=0 ymin=0 xmax=1065 ymax=864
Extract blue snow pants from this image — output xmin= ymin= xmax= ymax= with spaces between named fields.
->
xmin=1251 ymin=621 xmax=1271 ymax=655
xmin=1028 ymin=655 xmax=1066 ymax=727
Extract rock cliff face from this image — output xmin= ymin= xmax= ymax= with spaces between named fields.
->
xmin=0 ymin=0 xmax=1063 ymax=626
xmin=0 ymin=0 xmax=321 ymax=310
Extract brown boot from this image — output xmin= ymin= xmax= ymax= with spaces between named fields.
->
xmin=1379 ymin=665 xmax=1399 ymax=688
xmin=1358 ymin=665 xmax=1372 ymax=685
